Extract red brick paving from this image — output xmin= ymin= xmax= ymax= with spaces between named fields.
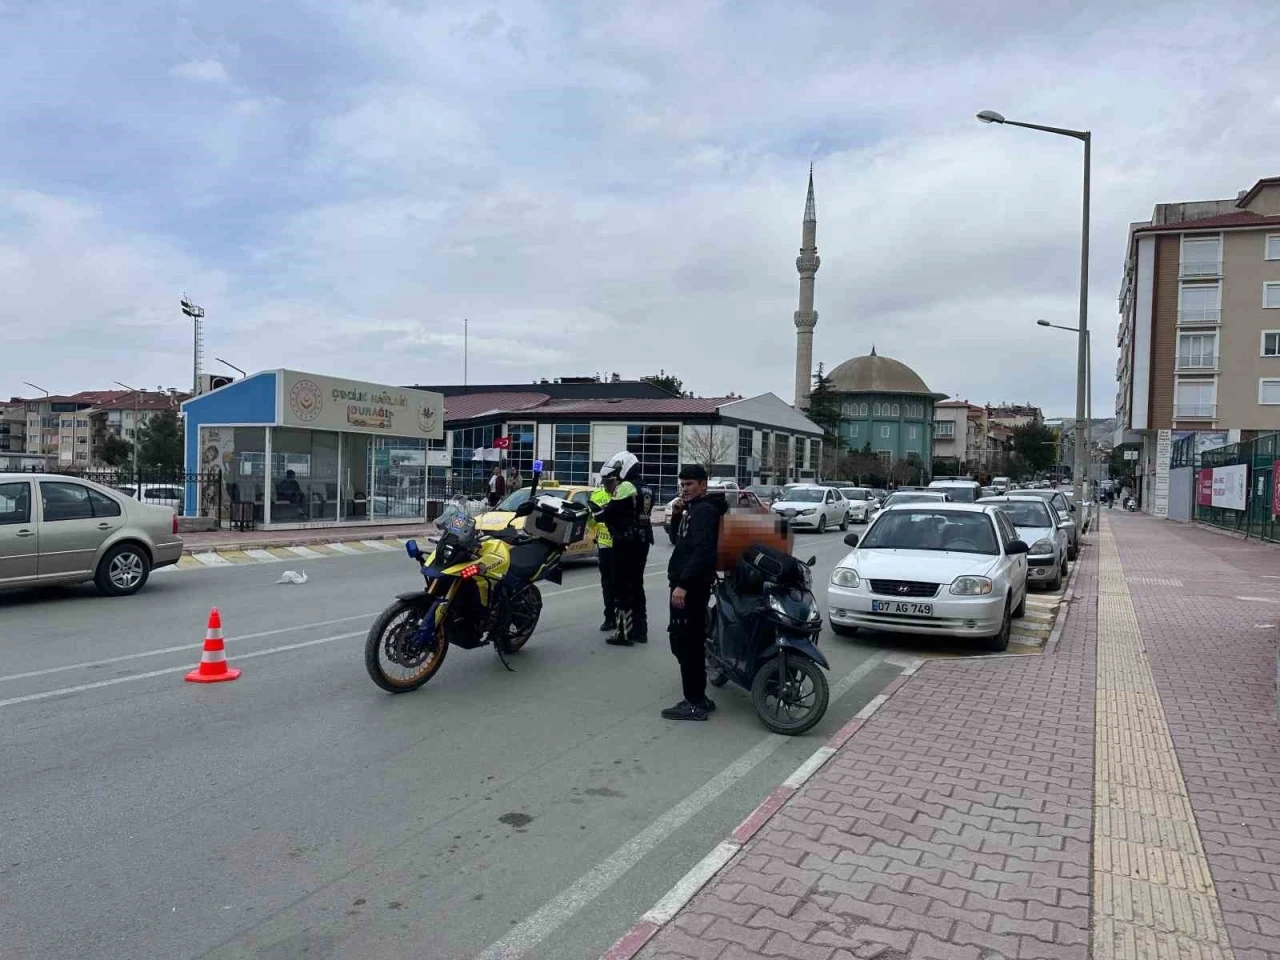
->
xmin=178 ymin=521 xmax=429 ymax=553
xmin=637 ymin=538 xmax=1099 ymax=960
xmin=1110 ymin=513 xmax=1280 ymax=960
xmin=632 ymin=513 xmax=1280 ymax=960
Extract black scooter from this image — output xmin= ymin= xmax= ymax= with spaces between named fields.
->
xmin=705 ymin=544 xmax=830 ymax=735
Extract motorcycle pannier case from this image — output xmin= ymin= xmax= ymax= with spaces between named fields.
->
xmin=523 ymin=495 xmax=588 ymax=545
xmin=740 ymin=542 xmax=807 ymax=589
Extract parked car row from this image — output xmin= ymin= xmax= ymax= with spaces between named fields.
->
xmin=826 ymin=489 xmax=1080 ymax=653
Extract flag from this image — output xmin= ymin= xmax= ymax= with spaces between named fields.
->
xmin=493 ymin=436 xmax=511 ymax=449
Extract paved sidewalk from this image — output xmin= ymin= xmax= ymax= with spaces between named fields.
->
xmin=621 ymin=512 xmax=1280 ymax=960
xmin=176 ymin=521 xmax=431 ymax=557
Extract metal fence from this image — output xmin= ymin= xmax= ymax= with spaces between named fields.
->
xmin=1195 ymin=431 xmax=1278 ymax=543
xmin=19 ymin=467 xmax=223 ymax=519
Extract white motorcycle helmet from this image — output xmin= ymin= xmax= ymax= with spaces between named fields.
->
xmin=600 ymin=450 xmax=640 ymax=484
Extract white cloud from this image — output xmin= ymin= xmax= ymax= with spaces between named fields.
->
xmin=168 ymin=58 xmax=230 ymax=84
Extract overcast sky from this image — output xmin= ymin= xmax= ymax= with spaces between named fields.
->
xmin=3 ymin=0 xmax=1277 ymax=416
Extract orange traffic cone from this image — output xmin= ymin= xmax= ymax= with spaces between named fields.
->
xmin=185 ymin=607 xmax=241 ymax=683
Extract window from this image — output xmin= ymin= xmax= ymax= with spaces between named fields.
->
xmin=627 ymin=424 xmax=680 ymax=500
xmin=1177 ymin=332 xmax=1217 ymax=369
xmin=891 ymin=403 xmax=900 ymax=417
xmin=1261 ymin=379 xmax=1280 ymax=405
xmin=60 ymin=418 xmax=74 ymax=429
xmin=737 ymin=426 xmax=754 ymax=483
xmin=859 ymin=403 xmax=868 ymax=416
xmin=850 ymin=424 xmax=860 ymax=438
xmin=1179 ymin=282 xmax=1221 ymax=322
xmin=553 ymin=423 xmax=591 ymax=485
xmin=0 ymin=481 xmax=31 ymax=524
xmin=1173 ymin=380 xmax=1217 ymax=419
xmin=1180 ymin=236 xmax=1221 ymax=277
xmin=1266 ymin=282 xmax=1280 ymax=309
xmin=880 ymin=425 xmax=891 ymax=439
xmin=908 ymin=425 xmax=918 ymax=440
xmin=872 ymin=403 xmax=881 ymax=416
xmin=39 ymin=481 xmax=94 ymax=521
xmin=1267 ymin=235 xmax=1280 ymax=260
xmin=506 ymin=422 xmax=537 ymax=482
xmin=1263 ymin=331 xmax=1280 ymax=357
xmin=451 ymin=424 xmax=498 ymax=489
xmin=87 ymin=488 xmax=121 ymax=517
xmin=934 ymin=421 xmax=955 ymax=438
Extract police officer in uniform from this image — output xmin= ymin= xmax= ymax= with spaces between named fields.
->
xmin=588 ymin=451 xmax=654 ymax=646
xmin=589 ymin=484 xmax=616 ymax=631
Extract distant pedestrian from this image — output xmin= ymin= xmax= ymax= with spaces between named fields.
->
xmin=662 ymin=464 xmax=727 ymax=721
xmin=510 ymin=469 xmax=524 ymax=490
xmin=488 ymin=465 xmax=506 ymax=508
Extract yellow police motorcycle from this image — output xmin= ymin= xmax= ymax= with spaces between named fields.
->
xmin=364 ymin=477 xmax=589 ymax=693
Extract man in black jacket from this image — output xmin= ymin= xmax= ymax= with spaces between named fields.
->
xmin=662 ymin=464 xmax=728 ymax=721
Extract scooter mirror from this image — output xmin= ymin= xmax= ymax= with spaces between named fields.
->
xmin=805 ymin=555 xmax=817 ymax=568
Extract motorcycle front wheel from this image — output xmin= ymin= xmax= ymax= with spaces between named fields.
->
xmin=497 ymin=583 xmax=542 ymax=654
xmin=365 ymin=598 xmax=449 ymax=693
xmin=750 ymin=654 xmax=829 ymax=736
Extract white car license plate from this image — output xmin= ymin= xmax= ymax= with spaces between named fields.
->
xmin=871 ymin=600 xmax=933 ymax=616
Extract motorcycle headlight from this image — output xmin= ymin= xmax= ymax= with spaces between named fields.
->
xmin=1030 ymin=539 xmax=1054 ymax=555
xmin=950 ymin=576 xmax=993 ymax=596
xmin=831 ymin=567 xmax=861 ymax=588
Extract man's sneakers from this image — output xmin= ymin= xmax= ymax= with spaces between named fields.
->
xmin=599 ymin=617 xmax=616 ymax=632
xmin=661 ymin=698 xmax=716 ymax=721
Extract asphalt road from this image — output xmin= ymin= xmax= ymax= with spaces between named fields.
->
xmin=0 ymin=528 xmax=909 ymax=960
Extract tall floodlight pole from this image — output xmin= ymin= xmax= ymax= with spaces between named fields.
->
xmin=181 ymin=296 xmax=205 ymax=395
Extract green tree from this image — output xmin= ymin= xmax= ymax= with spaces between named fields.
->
xmin=642 ymin=370 xmax=684 ymax=396
xmin=101 ymin=434 xmax=133 ymax=468
xmin=1011 ymin=420 xmax=1057 ymax=476
xmin=805 ymin=363 xmax=842 ymax=437
xmin=136 ymin=411 xmax=184 ymax=472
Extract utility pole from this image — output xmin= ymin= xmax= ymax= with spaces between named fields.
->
xmin=464 ymin=318 xmax=469 ymax=388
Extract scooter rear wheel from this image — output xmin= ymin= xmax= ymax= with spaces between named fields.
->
xmin=751 ymin=654 xmax=829 ymax=736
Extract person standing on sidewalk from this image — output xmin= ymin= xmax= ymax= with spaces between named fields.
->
xmin=662 ymin=464 xmax=727 ymax=721
xmin=589 ymin=484 xmax=616 ymax=632
xmin=487 ymin=465 xmax=506 ymax=508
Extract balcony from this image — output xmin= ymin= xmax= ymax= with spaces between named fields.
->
xmin=1179 ymin=259 xmax=1223 ymax=279
xmin=1177 ymin=307 xmax=1221 ymax=325
xmin=1175 ymin=354 xmax=1218 ymax=371
xmin=1173 ymin=403 xmax=1217 ymax=420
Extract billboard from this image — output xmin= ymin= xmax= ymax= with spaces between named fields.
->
xmin=1210 ymin=463 xmax=1248 ymax=511
xmin=278 ymin=370 xmax=444 ymax=441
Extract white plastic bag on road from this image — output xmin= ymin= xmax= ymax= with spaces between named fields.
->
xmin=275 ymin=570 xmax=308 ymax=585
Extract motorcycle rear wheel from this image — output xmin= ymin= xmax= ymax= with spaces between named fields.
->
xmin=751 ymin=654 xmax=829 ymax=736
xmin=365 ymin=599 xmax=449 ymax=693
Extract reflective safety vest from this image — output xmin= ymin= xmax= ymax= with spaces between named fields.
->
xmin=589 ymin=487 xmax=613 ymax=548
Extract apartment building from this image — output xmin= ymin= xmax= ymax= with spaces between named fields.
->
xmin=986 ymin=403 xmax=1043 ymax=430
xmin=13 ymin=390 xmax=128 ymax=463
xmin=0 ymin=401 xmax=25 ymax=452
xmin=1116 ymin=176 xmax=1280 ymax=511
xmin=88 ymin=390 xmax=188 ymax=463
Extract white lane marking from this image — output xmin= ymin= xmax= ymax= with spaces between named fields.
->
xmin=474 ymin=652 xmax=887 ymax=960
xmin=0 ymin=631 xmax=365 ymax=710
xmin=782 ymin=746 xmax=837 ymax=789
xmin=192 ymin=552 xmax=233 ymax=566
xmin=245 ymin=549 xmax=282 ymax=563
xmin=359 ymin=540 xmax=396 ymax=551
xmin=286 ymin=545 xmax=325 ymax=559
xmin=1236 ymin=596 xmax=1280 ymax=604
xmin=641 ymin=841 xmax=739 ymax=926
xmin=325 ymin=543 xmax=363 ymax=555
xmin=0 ymin=613 xmax=380 ymax=684
xmin=0 ymin=571 xmax=666 ymax=698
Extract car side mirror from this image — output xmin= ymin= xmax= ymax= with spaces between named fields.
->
xmin=1068 ymin=502 xmax=1076 ymax=513
xmin=843 ymin=533 xmax=860 ymax=548
xmin=1006 ymin=540 xmax=1029 ymax=555
xmin=514 ymin=501 xmax=535 ymax=517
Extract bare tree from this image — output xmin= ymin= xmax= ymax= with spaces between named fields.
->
xmin=682 ymin=426 xmax=736 ymax=473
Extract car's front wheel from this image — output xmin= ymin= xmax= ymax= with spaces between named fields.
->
xmin=839 ymin=513 xmax=849 ymax=531
xmin=983 ymin=597 xmax=1011 ymax=653
xmin=817 ymin=515 xmax=827 ymax=534
xmin=95 ymin=543 xmax=151 ymax=596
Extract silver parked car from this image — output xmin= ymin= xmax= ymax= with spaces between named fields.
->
xmin=1008 ymin=488 xmax=1079 ymax=560
xmin=980 ymin=495 xmax=1070 ymax=590
xmin=0 ymin=473 xmax=184 ymax=595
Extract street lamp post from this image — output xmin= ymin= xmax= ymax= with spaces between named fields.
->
xmin=214 ymin=357 xmax=246 ymax=377
xmin=1037 ymin=319 xmax=1093 ymax=489
xmin=979 ymin=110 xmax=1091 ymax=513
xmin=180 ymin=296 xmax=205 ymax=396
xmin=23 ymin=382 xmax=51 ymax=463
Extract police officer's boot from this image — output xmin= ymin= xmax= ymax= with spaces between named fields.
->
xmin=606 ymin=609 xmax=634 ymax=646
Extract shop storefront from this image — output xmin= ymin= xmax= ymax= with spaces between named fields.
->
xmin=181 ymin=369 xmax=444 ymax=529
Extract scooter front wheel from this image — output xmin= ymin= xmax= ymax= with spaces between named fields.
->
xmin=751 ymin=654 xmax=829 ymax=736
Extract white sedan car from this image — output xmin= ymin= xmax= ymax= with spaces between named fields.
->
xmin=981 ymin=495 xmax=1070 ymax=590
xmin=770 ymin=485 xmax=848 ymax=533
xmin=838 ymin=487 xmax=879 ymax=524
xmin=827 ymin=503 xmax=1030 ymax=651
